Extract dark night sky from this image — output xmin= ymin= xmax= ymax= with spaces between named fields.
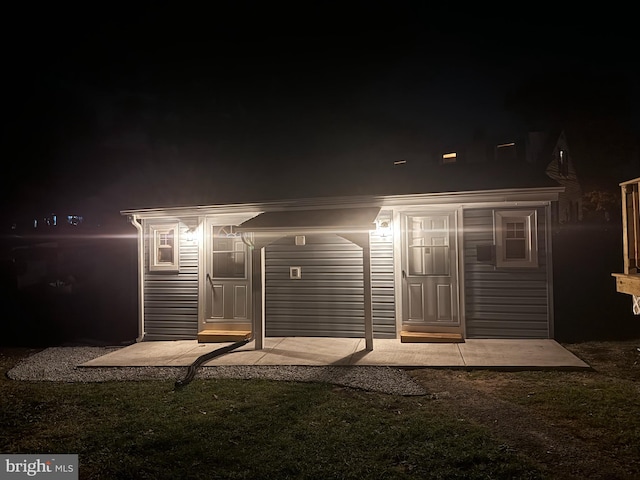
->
xmin=2 ymin=3 xmax=639 ymax=221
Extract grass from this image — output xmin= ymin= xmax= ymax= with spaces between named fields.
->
xmin=1 ymin=350 xmax=542 ymax=480
xmin=442 ymin=340 xmax=640 ymax=479
xmin=464 ymin=370 xmax=640 ymax=461
xmin=3 ymin=340 xmax=640 ymax=479
xmin=499 ymin=373 xmax=640 ymax=441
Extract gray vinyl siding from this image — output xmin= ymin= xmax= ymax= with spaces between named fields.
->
xmin=370 ymin=212 xmax=396 ymax=338
xmin=143 ymin=219 xmax=199 ymax=340
xmin=463 ymin=208 xmax=550 ymax=338
xmin=264 ymin=231 xmax=395 ymax=338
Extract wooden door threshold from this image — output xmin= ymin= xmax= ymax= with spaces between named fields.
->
xmin=400 ymin=331 xmax=464 ymax=343
xmin=197 ymin=330 xmax=252 ymax=343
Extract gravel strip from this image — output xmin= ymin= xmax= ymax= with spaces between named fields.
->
xmin=6 ymin=347 xmax=427 ymax=396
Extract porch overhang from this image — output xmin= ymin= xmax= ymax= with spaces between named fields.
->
xmin=234 ymin=206 xmax=379 ymax=353
xmin=234 ymin=206 xmax=380 ymax=234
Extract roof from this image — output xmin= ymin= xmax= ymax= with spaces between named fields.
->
xmin=235 ymin=207 xmax=380 ymax=233
xmin=527 ymin=130 xmax=565 ymax=167
xmin=119 ymin=159 xmax=560 ymax=212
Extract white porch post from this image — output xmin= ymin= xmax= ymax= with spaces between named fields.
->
xmin=251 ymin=235 xmax=282 ymax=350
xmin=339 ymin=232 xmax=374 ymax=351
xmin=252 ymin=247 xmax=265 ymax=350
xmin=362 ymin=234 xmax=374 ymax=351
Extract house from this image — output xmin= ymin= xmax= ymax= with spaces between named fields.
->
xmin=436 ymin=130 xmax=583 ymax=225
xmin=612 ymin=177 xmax=640 ymax=314
xmin=121 ymin=161 xmax=564 ymax=348
xmin=525 ymin=130 xmax=583 ymax=224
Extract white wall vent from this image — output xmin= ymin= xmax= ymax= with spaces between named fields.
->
xmin=290 ymin=266 xmax=302 ymax=279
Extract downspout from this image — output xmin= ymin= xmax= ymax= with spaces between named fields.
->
xmin=172 ymin=229 xmax=256 ymax=388
xmin=174 ymin=336 xmax=252 ymax=389
xmin=129 ymin=214 xmax=145 ymax=342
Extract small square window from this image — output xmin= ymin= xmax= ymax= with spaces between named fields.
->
xmin=441 ymin=152 xmax=457 ymax=164
xmin=495 ymin=210 xmax=538 ymax=268
xmin=149 ymin=223 xmax=180 ymax=272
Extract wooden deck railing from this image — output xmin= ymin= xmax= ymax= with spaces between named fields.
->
xmin=612 ymin=177 xmax=640 ymax=297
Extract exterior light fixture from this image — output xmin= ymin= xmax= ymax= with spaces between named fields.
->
xmin=376 ymin=219 xmax=392 ymax=237
xmin=185 ymin=227 xmax=197 ymax=243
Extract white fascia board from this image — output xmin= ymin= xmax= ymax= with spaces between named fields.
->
xmin=120 ymin=187 xmax=564 ymax=218
xmin=120 ymin=205 xmax=265 ymax=220
xmin=379 ymin=187 xmax=563 ymax=207
xmin=120 ymin=197 xmax=383 ymax=218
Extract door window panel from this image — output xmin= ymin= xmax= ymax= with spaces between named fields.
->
xmin=408 ymin=216 xmax=450 ymax=276
xmin=212 ymin=226 xmax=247 ymax=279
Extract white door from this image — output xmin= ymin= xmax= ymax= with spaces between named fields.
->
xmin=402 ymin=212 xmax=459 ymax=326
xmin=204 ymin=224 xmax=251 ymax=325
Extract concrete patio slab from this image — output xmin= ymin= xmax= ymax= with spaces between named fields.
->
xmin=199 ymin=340 xmax=274 ymax=366
xmin=79 ymin=338 xmax=590 ymax=369
xmin=252 ymin=337 xmax=361 ymax=365
xmin=81 ymin=341 xmax=221 ymax=367
xmin=458 ymin=339 xmax=590 ymax=369
xmin=349 ymin=339 xmax=466 ymax=367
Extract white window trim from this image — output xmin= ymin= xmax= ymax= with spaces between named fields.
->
xmin=494 ymin=210 xmax=538 ymax=268
xmin=149 ymin=222 xmax=180 ymax=272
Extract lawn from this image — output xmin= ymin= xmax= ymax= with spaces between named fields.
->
xmin=2 ymin=340 xmax=640 ymax=479
xmin=409 ymin=340 xmax=640 ymax=479
xmin=1 ymin=350 xmax=540 ymax=480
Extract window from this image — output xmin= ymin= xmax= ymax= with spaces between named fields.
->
xmin=558 ymin=149 xmax=569 ymax=177
xmin=67 ymin=215 xmax=83 ymax=226
xmin=158 ymin=232 xmax=174 ymax=262
xmin=441 ymin=152 xmax=457 ymax=164
xmin=504 ymin=221 xmax=526 ymax=259
xmin=149 ymin=223 xmax=180 ymax=271
xmin=495 ymin=142 xmax=517 ymax=163
xmin=407 ymin=215 xmax=450 ymax=275
xmin=495 ymin=210 xmax=538 ymax=268
xmin=212 ymin=226 xmax=247 ymax=279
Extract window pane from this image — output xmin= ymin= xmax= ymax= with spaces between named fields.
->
xmin=212 ymin=252 xmax=245 ymax=278
xmin=212 ymin=226 xmax=246 ymax=278
xmin=408 ymin=216 xmax=449 ymax=275
xmin=506 ymin=222 xmax=525 ymax=239
xmin=156 ymin=230 xmax=174 ymax=264
xmin=159 ymin=232 xmax=174 ymax=246
xmin=158 ymin=247 xmax=173 ymax=263
xmin=505 ymin=239 xmax=526 ymax=259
